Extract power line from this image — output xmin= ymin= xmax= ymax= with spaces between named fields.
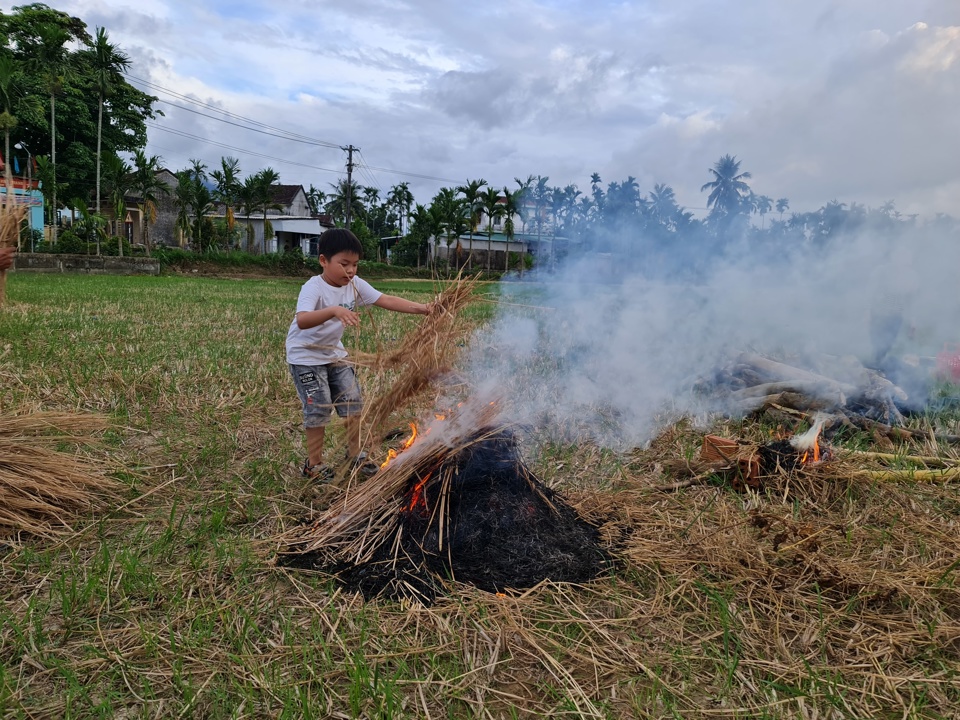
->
xmin=128 ymin=74 xmax=342 ymax=149
xmin=129 ymin=73 xmax=464 ymax=188
xmin=145 ymin=122 xmax=344 ymax=176
xmin=152 ymin=98 xmax=343 ymax=150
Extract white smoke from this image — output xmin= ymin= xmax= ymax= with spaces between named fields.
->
xmin=467 ymin=222 xmax=960 ymax=449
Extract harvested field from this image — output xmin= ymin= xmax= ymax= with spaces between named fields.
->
xmin=1 ymin=272 xmax=959 ymax=718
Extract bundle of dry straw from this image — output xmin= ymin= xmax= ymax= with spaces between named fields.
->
xmin=347 ymin=272 xmax=483 ymax=458
xmin=0 ymin=410 xmax=120 ymax=537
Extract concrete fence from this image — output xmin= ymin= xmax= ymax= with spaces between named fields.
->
xmin=9 ymin=253 xmax=161 ymax=276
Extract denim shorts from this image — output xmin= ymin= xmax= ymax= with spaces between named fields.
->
xmin=289 ymin=363 xmax=363 ymax=428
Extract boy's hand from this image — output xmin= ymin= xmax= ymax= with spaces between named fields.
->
xmin=332 ymin=306 xmax=361 ymax=327
xmin=0 ymin=247 xmax=13 ymax=271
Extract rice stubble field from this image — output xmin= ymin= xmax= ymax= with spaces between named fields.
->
xmin=1 ymin=272 xmax=959 ymax=719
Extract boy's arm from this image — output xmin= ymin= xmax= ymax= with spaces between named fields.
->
xmin=296 ymin=305 xmax=360 ymax=329
xmin=373 ymin=293 xmax=433 ymax=315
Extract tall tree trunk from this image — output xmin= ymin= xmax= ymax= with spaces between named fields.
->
xmin=95 ymin=98 xmax=102 ymax=255
xmin=4 ymin=129 xmax=12 ymax=207
xmin=50 ymin=92 xmax=57 ymax=248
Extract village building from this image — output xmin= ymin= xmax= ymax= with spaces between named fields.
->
xmin=118 ymin=174 xmax=333 ymax=254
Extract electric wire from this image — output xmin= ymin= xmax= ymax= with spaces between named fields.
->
xmin=130 ymin=73 xmax=463 ymax=186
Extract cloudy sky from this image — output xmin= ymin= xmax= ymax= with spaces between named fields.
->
xmin=44 ymin=0 xmax=960 ymax=218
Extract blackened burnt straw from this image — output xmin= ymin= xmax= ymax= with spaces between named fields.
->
xmin=277 ymin=398 xmax=611 ymax=601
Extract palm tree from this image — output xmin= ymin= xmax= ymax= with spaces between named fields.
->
xmin=253 ymin=167 xmax=280 ymax=254
xmin=480 ymin=186 xmax=504 ymax=271
xmin=0 ymin=54 xmax=22 ymax=204
xmin=754 ymin=194 xmax=773 ymax=229
xmin=530 ymin=175 xmax=551 ymax=262
xmin=211 ymin=156 xmax=241 ymax=236
xmin=184 ymin=159 xmax=214 ymax=251
xmin=191 ymin=180 xmax=214 ymax=251
xmin=700 ymin=154 xmax=752 ymax=220
xmin=648 ymin=183 xmax=679 ymax=229
xmin=237 ymin=175 xmax=259 ymax=252
xmin=325 ymin=178 xmax=364 ymax=228
xmin=456 ymin=178 xmax=487 ymax=269
xmin=406 ymin=203 xmax=434 ymax=269
xmin=776 ymin=198 xmax=789 ymax=222
xmin=430 ymin=187 xmax=468 ymax=272
xmin=173 ymin=170 xmax=194 ymax=248
xmin=31 ymin=24 xmax=70 ymax=248
xmin=501 ymin=187 xmax=522 ymax=273
xmin=387 ymin=182 xmax=414 ymax=236
xmin=90 ymin=27 xmax=131 ymax=255
xmin=101 ymin=152 xmax=132 ymax=254
xmin=305 ymin=184 xmax=325 ymax=215
xmin=130 ymin=149 xmax=169 ymax=256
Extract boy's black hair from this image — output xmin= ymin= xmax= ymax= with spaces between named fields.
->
xmin=317 ymin=228 xmax=364 ymax=259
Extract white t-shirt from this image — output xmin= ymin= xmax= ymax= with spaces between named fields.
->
xmin=285 ymin=275 xmax=383 ymax=366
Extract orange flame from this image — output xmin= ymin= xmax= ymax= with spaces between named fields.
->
xmin=380 ymin=422 xmax=419 ymax=468
xmin=800 ymin=437 xmax=821 ymax=464
xmin=407 ymin=472 xmax=432 ymax=514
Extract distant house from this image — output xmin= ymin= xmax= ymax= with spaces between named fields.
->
xmin=118 ymin=169 xmax=179 ymax=250
xmin=121 ymin=177 xmax=334 ymax=254
xmin=236 ymin=184 xmax=333 ymax=256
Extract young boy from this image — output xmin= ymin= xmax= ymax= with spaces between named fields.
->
xmin=286 ymin=228 xmax=433 ymax=481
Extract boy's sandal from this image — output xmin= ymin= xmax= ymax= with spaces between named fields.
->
xmin=349 ymin=452 xmax=380 ymax=478
xmin=302 ymin=460 xmax=335 ymax=483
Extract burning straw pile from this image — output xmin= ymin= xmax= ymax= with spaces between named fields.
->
xmin=278 ymin=397 xmax=611 ymax=602
xmin=0 ymin=410 xmax=120 ymax=537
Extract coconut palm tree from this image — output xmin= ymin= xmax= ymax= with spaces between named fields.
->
xmin=700 ymin=154 xmax=752 ymax=220
xmin=31 ymin=24 xmax=70 ymax=248
xmin=90 ymin=27 xmax=131 ymax=255
xmin=648 ymin=183 xmax=679 ymax=229
xmin=130 ymin=149 xmax=169 ymax=256
xmin=325 ymin=178 xmax=364 ymax=228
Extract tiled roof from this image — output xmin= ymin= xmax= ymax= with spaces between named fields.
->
xmin=269 ymin=184 xmax=305 ymax=205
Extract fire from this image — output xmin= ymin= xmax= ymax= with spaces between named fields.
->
xmin=790 ymin=413 xmax=827 ymax=465
xmin=406 ymin=472 xmax=432 ymax=514
xmin=800 ymin=438 xmax=821 ymax=465
xmin=380 ymin=422 xmax=419 ymax=468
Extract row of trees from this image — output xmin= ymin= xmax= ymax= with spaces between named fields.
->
xmin=383 ymin=154 xmax=932 ymax=277
xmin=0 ymin=3 xmax=156 ymax=249
xmin=3 ymin=6 xmax=937 ymax=275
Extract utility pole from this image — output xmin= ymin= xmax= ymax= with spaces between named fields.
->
xmin=342 ymin=144 xmax=359 ymax=229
